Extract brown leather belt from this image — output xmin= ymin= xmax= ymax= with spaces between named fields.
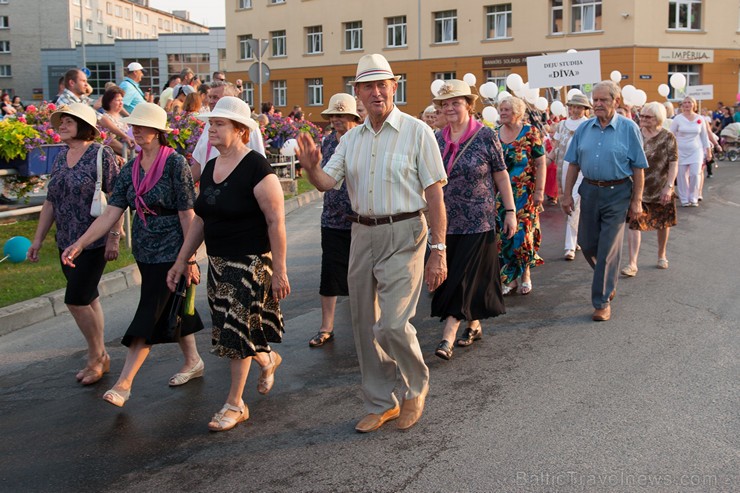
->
xmin=584 ymin=177 xmax=631 ymax=187
xmin=346 ymin=211 xmax=420 ymax=226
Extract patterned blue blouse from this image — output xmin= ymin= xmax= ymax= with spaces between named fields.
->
xmin=108 ymin=151 xmax=196 ymax=264
xmin=320 ymin=132 xmax=353 ymax=230
xmin=46 ymin=143 xmax=120 ymax=250
xmin=435 ymin=125 xmax=506 ymax=235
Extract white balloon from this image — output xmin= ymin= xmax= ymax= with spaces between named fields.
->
xmin=506 ymin=73 xmax=524 ymax=91
xmin=621 ymin=84 xmax=636 ymax=100
xmin=567 ymin=88 xmax=582 ymax=100
xmin=525 ymin=87 xmax=539 ymax=105
xmin=566 ymin=49 xmax=578 ymax=54
xmin=633 ymin=89 xmax=647 ymax=107
xmin=482 ymin=106 xmax=499 ymax=124
xmin=610 ymin=70 xmax=622 ymax=83
xmin=485 ymin=82 xmax=498 ymax=99
xmin=535 ymin=97 xmax=549 ymax=111
xmin=463 ymin=73 xmax=477 ymax=86
xmin=560 ymin=106 xmax=569 ymax=118
xmin=657 ymin=83 xmax=670 ymax=98
xmin=669 ymin=73 xmax=686 ymax=90
xmin=431 ymin=79 xmax=445 ymax=96
xmin=280 ymin=138 xmax=298 ymax=157
xmin=550 ymin=100 xmax=565 ymax=117
xmin=497 ymin=90 xmax=512 ymax=102
xmin=552 ymin=85 xmax=563 ymax=91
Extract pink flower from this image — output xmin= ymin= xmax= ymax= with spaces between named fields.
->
xmin=172 ymin=129 xmax=180 ymax=135
xmin=53 ymin=135 xmax=61 ymax=143
xmin=99 ymin=131 xmax=107 ymax=139
xmin=18 ymin=116 xmax=26 ymax=123
xmin=47 ymin=103 xmax=56 ymax=111
xmin=174 ymin=115 xmax=181 ymax=121
xmin=26 ymin=105 xmax=37 ymax=113
xmin=46 ymin=128 xmax=55 ymax=135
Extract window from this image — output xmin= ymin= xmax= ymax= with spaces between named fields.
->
xmin=485 ymin=69 xmax=508 ymax=94
xmin=343 ymin=76 xmax=356 ymax=96
xmin=271 ymin=30 xmax=286 ymax=57
xmin=125 ymin=29 xmax=131 ymax=38
xmin=394 ymin=73 xmax=406 ymax=104
xmin=344 ymin=21 xmax=363 ymax=51
xmin=307 ymin=78 xmax=323 ymax=106
xmin=269 ymin=0 xmax=286 ymax=4
xmin=486 ymin=4 xmax=512 ymax=39
xmin=0 ymin=16 xmax=8 ymax=29
xmin=124 ymin=8 xmax=130 ymax=20
xmin=143 ymin=14 xmax=149 ymax=25
xmin=435 ymin=72 xmax=457 ymax=81
xmin=98 ymin=33 xmax=103 ymax=43
xmin=386 ymin=16 xmax=407 ymax=47
xmin=434 ymin=10 xmax=457 ymax=43
xmin=116 ymin=27 xmax=122 ymax=39
xmin=550 ymin=0 xmax=563 ymax=33
xmin=273 ymin=80 xmax=287 ymax=107
xmin=74 ymin=18 xmax=82 ymax=31
xmin=87 ymin=62 xmax=116 ymax=95
xmin=125 ymin=57 xmax=160 ymax=93
xmin=86 ymin=19 xmax=93 ymax=32
xmin=107 ymin=25 xmax=113 ymax=37
xmin=85 ymin=0 xmax=91 ymax=7
xmin=158 ymin=18 xmax=163 ymax=29
xmin=0 ymin=0 xmax=9 ymax=4
xmin=241 ymin=81 xmax=254 ymax=107
xmin=239 ymin=0 xmax=252 ymax=8
xmin=97 ymin=10 xmax=103 ymax=23
xmin=164 ymin=20 xmax=171 ymax=31
xmin=571 ymin=0 xmax=601 ymax=32
xmin=306 ymin=26 xmax=322 ymax=54
xmin=73 ymin=0 xmax=80 ymax=5
xmin=668 ymin=64 xmax=700 ymax=99
xmin=115 ymin=5 xmax=121 ymax=17
xmin=106 ymin=2 xmax=112 ymax=15
xmin=669 ymin=0 xmax=701 ymax=30
xmin=0 ymin=65 xmax=11 ymax=77
xmin=239 ymin=34 xmax=254 ymax=60
xmin=0 ymin=41 xmax=9 ymax=53
xmin=135 ymin=11 xmax=141 ymax=23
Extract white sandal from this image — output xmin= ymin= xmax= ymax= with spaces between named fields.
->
xmin=169 ymin=358 xmax=204 ymax=387
xmin=208 ymin=403 xmax=249 ymax=432
xmin=519 ymin=281 xmax=532 ymax=295
xmin=103 ymin=388 xmax=131 ymax=408
xmin=257 ymin=352 xmax=282 ymax=395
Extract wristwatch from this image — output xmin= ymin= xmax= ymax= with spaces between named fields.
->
xmin=429 ymin=243 xmax=447 ymax=251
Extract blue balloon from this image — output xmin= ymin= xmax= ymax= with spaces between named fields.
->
xmin=3 ymin=236 xmax=32 ymax=263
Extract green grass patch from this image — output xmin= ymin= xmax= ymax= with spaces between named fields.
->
xmin=0 ymin=219 xmax=135 ymax=308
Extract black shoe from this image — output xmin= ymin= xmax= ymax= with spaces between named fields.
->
xmin=435 ymin=340 xmax=453 ymax=360
xmin=456 ymin=325 xmax=483 ymax=347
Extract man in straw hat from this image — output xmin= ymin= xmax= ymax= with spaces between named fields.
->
xmin=297 ymin=54 xmax=448 ymax=432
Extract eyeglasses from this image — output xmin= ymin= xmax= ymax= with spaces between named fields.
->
xmin=639 ymin=114 xmax=655 ymax=119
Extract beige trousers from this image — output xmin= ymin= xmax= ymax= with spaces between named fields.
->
xmin=348 ymin=214 xmax=430 ymax=414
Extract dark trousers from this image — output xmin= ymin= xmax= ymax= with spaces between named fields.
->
xmin=577 ymin=180 xmax=632 ymax=309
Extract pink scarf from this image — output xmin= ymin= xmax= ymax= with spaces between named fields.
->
xmin=132 ymin=145 xmax=175 ymax=225
xmin=442 ymin=117 xmax=483 ymax=175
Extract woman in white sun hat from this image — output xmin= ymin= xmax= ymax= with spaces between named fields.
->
xmin=168 ymin=96 xmax=289 ymax=432
xmin=62 ymin=102 xmax=205 ymax=408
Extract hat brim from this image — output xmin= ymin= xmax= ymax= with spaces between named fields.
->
xmin=567 ymin=101 xmax=592 ymax=109
xmin=122 ymin=115 xmax=171 ymax=133
xmin=350 ymin=74 xmax=402 ymax=85
xmin=50 ymin=109 xmax=101 ymax=138
xmin=321 ymin=109 xmax=361 ymax=121
xmin=198 ymin=110 xmax=258 ymax=131
xmin=432 ymin=93 xmax=478 ymax=105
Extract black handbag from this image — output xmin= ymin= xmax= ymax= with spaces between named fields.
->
xmin=166 ymin=276 xmax=187 ymax=341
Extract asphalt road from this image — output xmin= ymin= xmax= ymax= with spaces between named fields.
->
xmin=0 ymin=163 xmax=738 ymax=492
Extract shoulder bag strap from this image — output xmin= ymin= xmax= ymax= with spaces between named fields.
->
xmin=96 ymin=144 xmax=104 ymax=192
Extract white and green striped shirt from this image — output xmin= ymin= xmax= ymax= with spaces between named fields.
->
xmin=323 ymin=106 xmax=447 ymax=217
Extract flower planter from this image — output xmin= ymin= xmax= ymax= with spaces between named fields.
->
xmin=0 ymin=144 xmax=66 ymax=177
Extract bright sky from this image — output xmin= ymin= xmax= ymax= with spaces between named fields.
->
xmin=148 ymin=0 xmax=226 ymax=27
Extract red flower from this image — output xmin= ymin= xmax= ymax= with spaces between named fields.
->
xmin=26 ymin=105 xmax=37 ymax=113
xmin=174 ymin=115 xmax=181 ymax=121
xmin=172 ymin=129 xmax=180 ymax=135
xmin=46 ymin=128 xmax=55 ymax=135
xmin=47 ymin=103 xmax=56 ymax=111
xmin=52 ymin=135 xmax=61 ymax=143
xmin=697 ymin=119 xmax=702 ymax=125
xmin=99 ymin=131 xmax=107 ymax=140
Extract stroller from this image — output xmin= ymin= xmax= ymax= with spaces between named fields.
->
xmin=718 ymin=123 xmax=740 ymax=162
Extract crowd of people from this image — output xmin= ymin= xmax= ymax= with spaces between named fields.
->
xmin=9 ymin=52 xmax=731 ymax=434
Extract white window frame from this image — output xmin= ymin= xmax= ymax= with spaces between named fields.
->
xmin=486 ymin=4 xmax=512 ymax=40
xmin=135 ymin=11 xmax=141 ymax=23
xmin=0 ymin=41 xmax=10 ymax=53
xmin=85 ymin=19 xmax=93 ymax=32
xmin=306 ymin=26 xmax=323 ymax=54
xmin=97 ymin=9 xmax=103 ymax=23
xmin=394 ymin=73 xmax=407 ymax=105
xmin=271 ymin=30 xmax=286 ymax=57
xmin=107 ymin=25 xmax=113 ymax=37
xmin=571 ymin=0 xmax=601 ymax=33
xmin=668 ymin=64 xmax=700 ymax=100
xmin=386 ymin=16 xmax=407 ymax=47
xmin=485 ymin=70 xmax=508 ymax=95
xmin=0 ymin=16 xmax=8 ymax=29
xmin=435 ymin=71 xmax=457 ymax=81
xmin=343 ymin=76 xmax=356 ymax=97
xmin=550 ymin=0 xmax=563 ymax=34
xmin=124 ymin=7 xmax=130 ymax=20
xmin=344 ymin=21 xmax=363 ymax=51
xmin=106 ymin=2 xmax=112 ymax=15
xmin=0 ymin=65 xmax=11 ymax=77
xmin=239 ymin=0 xmax=252 ymax=8
xmin=85 ymin=0 xmax=92 ymax=7
xmin=434 ymin=10 xmax=457 ymax=44
xmin=73 ymin=0 xmax=80 ymax=5
xmin=143 ymin=14 xmax=149 ymax=25
xmin=74 ymin=18 xmax=82 ymax=31
xmin=242 ymin=81 xmax=254 ymax=107
xmin=273 ymin=80 xmax=287 ymax=107
xmin=115 ymin=26 xmax=123 ymax=39
xmin=668 ymin=0 xmax=702 ymax=30
xmin=115 ymin=5 xmax=122 ymax=17
xmin=307 ymin=78 xmax=323 ymax=106
xmin=239 ymin=35 xmax=254 ymax=60
xmin=269 ymin=0 xmax=286 ymax=4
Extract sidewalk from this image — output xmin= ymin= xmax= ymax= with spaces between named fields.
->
xmin=0 ymin=190 xmax=322 ymax=337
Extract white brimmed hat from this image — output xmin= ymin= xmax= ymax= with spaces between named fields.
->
xmin=351 ymin=54 xmax=401 ymax=84
xmin=173 ymin=84 xmax=195 ymax=99
xmin=123 ymin=103 xmax=171 ymax=132
xmin=50 ymin=103 xmax=101 ymax=138
xmin=567 ymin=93 xmax=592 ymax=109
xmin=423 ymin=105 xmax=438 ymax=115
xmin=127 ymin=62 xmax=145 ymax=72
xmin=321 ymin=93 xmax=360 ymax=120
xmin=432 ymin=79 xmax=478 ymax=105
xmin=197 ymin=96 xmax=258 ymax=131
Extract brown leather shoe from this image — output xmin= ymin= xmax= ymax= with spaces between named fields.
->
xmin=397 ymin=385 xmax=429 ymax=431
xmin=355 ymin=405 xmax=401 ymax=433
xmin=609 ymin=290 xmax=616 ymax=301
xmin=592 ymin=305 xmax=611 ymax=321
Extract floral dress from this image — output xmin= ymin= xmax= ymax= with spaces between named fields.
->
xmin=495 ymin=124 xmax=545 ymax=284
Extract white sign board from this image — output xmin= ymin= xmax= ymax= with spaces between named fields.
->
xmin=659 ymin=48 xmax=713 ymax=64
xmin=526 ymin=50 xmax=602 ymax=89
xmin=686 ymin=84 xmax=714 ymax=100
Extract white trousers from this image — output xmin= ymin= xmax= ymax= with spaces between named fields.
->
xmin=562 ymin=162 xmax=583 ymax=251
xmin=676 ymin=162 xmax=701 ymax=205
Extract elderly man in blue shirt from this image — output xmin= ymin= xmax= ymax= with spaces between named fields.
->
xmin=561 ymin=80 xmax=647 ymax=322
xmin=119 ymin=62 xmax=150 ymax=114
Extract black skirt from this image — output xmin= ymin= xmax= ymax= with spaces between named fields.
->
xmin=320 ymin=227 xmax=351 ymax=297
xmin=59 ymin=246 xmax=106 ymax=306
xmin=121 ymin=261 xmax=204 ymax=347
xmin=431 ymin=230 xmax=506 ymax=322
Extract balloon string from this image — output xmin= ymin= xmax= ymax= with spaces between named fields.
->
xmin=0 ymin=255 xmax=9 ymax=263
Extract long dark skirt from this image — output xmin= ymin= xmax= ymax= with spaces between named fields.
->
xmin=122 ymin=261 xmax=204 ymax=347
xmin=431 ymin=230 xmax=506 ymax=322
xmin=208 ymin=253 xmax=285 ymax=359
xmin=320 ymin=227 xmax=351 ymax=297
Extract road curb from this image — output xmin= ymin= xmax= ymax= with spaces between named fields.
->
xmin=0 ymin=190 xmax=323 ymax=337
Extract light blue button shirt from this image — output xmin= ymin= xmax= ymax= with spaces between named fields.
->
xmin=564 ymin=113 xmax=648 ymax=181
xmin=119 ymin=77 xmax=146 ymax=114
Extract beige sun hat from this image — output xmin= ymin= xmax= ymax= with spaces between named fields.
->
xmin=321 ymin=93 xmax=361 ymax=120
xmin=423 ymin=105 xmax=438 ymax=115
xmin=197 ymin=96 xmax=258 ymax=131
xmin=50 ymin=103 xmax=101 ymax=138
xmin=123 ymin=103 xmax=171 ymax=132
xmin=351 ymin=54 xmax=401 ymax=84
xmin=432 ymin=79 xmax=478 ymax=105
xmin=567 ymin=93 xmax=592 ymax=109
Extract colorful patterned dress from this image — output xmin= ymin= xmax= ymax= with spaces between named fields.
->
xmin=495 ymin=124 xmax=545 ymax=284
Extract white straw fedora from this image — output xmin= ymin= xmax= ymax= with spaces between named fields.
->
xmin=351 ymin=54 xmax=401 ymax=84
xmin=567 ymin=93 xmax=592 ymax=109
xmin=321 ymin=93 xmax=361 ymax=120
xmin=50 ymin=103 xmax=101 ymax=138
xmin=123 ymin=103 xmax=171 ymax=132
xmin=432 ymin=79 xmax=478 ymax=105
xmin=197 ymin=96 xmax=258 ymax=131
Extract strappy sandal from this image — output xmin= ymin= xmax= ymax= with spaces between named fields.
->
xmin=502 ymin=282 xmax=517 ymax=296
xmin=308 ymin=331 xmax=334 ymax=347
xmin=80 ymin=354 xmax=111 ymax=386
xmin=102 ymin=388 xmax=131 ymax=408
xmin=208 ymin=403 xmax=249 ymax=432
xmin=519 ymin=281 xmax=532 ymax=295
xmin=257 ymin=352 xmax=282 ymax=395
xmin=456 ymin=325 xmax=482 ymax=347
xmin=435 ymin=340 xmax=453 ymax=360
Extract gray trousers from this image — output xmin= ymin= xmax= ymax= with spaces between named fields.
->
xmin=577 ymin=180 xmax=632 ymax=309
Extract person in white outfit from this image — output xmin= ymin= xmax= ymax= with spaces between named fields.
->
xmin=550 ymin=94 xmax=590 ymax=260
xmin=669 ymin=96 xmax=712 ymax=207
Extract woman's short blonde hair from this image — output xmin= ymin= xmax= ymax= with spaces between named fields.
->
xmin=499 ymin=96 xmax=526 ymax=120
xmin=641 ymin=101 xmax=667 ymax=126
xmin=662 ymin=101 xmax=675 ymax=118
xmin=682 ymin=96 xmax=698 ymax=112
